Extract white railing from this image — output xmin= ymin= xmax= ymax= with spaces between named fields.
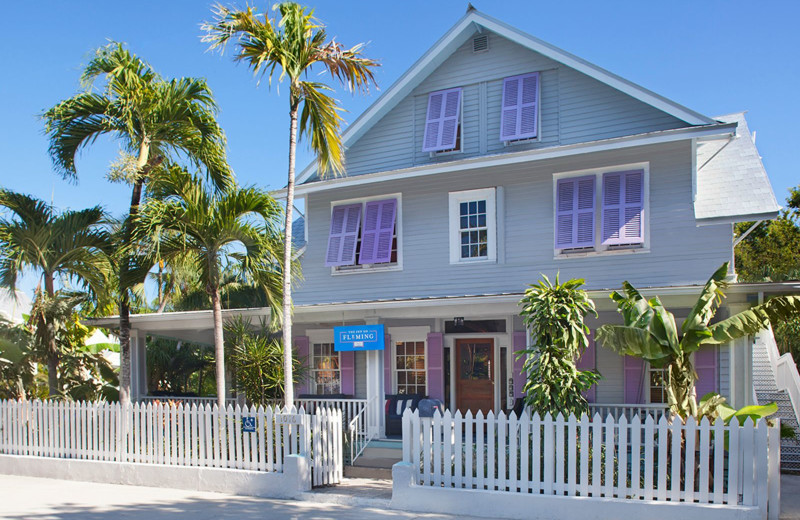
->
xmin=588 ymin=403 xmax=669 ymax=422
xmin=0 ymin=399 xmax=342 ymax=484
xmin=345 ymin=396 xmax=377 ymax=464
xmin=139 ymin=396 xmax=237 ymax=406
xmin=402 ymin=409 xmax=780 ymax=518
xmin=295 ymin=397 xmax=367 ymax=426
xmin=776 ymin=353 xmax=800 ymax=426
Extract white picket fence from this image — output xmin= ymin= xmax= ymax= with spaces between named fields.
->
xmin=0 ymin=400 xmax=342 ymax=487
xmin=402 ymin=409 xmax=780 ymax=517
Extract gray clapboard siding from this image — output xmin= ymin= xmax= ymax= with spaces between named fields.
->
xmin=294 ymin=140 xmax=732 ymax=306
xmin=339 ymin=31 xmax=689 ymax=178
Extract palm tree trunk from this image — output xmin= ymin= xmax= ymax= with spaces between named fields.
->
xmin=282 ymin=102 xmax=299 ymax=409
xmin=211 ymin=286 xmax=226 ymax=410
xmin=119 ymin=139 xmax=150 ymax=406
xmin=44 ymin=274 xmax=59 ymax=397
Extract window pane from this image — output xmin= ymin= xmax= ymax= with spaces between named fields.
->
xmin=460 ymin=202 xmax=468 ymax=215
xmin=478 ymin=200 xmax=486 ymax=213
xmin=469 ymin=201 xmax=477 ymax=213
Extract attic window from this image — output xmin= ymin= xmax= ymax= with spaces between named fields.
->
xmin=472 ymin=35 xmax=488 ymax=53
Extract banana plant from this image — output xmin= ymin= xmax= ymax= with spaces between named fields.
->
xmin=597 ymin=262 xmax=800 ymax=420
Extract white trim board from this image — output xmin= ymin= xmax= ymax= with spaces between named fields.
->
xmin=296 ymin=9 xmax=716 ymax=185
xmin=279 ymin=123 xmax=736 ymax=198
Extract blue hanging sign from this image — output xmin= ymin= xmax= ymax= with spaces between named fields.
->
xmin=242 ymin=416 xmax=256 ymax=433
xmin=334 ymin=324 xmax=385 ymax=351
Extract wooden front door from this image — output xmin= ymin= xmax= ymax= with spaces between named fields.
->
xmin=455 ymin=338 xmax=494 ymax=414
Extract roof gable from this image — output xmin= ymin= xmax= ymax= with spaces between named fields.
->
xmin=297 ymin=9 xmax=714 ymax=184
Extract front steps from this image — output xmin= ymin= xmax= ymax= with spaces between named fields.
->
xmin=343 ymin=439 xmax=402 ymax=480
xmin=752 ymin=333 xmax=800 ymax=472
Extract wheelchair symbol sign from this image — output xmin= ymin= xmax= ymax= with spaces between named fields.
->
xmin=242 ymin=417 xmax=256 ymax=433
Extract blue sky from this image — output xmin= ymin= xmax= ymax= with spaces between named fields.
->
xmin=1 ymin=1 xmax=798 ymax=299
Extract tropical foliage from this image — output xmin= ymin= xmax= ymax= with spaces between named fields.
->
xmin=518 ymin=275 xmax=601 ymax=417
xmin=597 ymin=262 xmax=800 ymax=420
xmin=43 ymin=42 xmax=232 ymax=405
xmin=136 ymin=167 xmax=285 ymax=407
xmin=0 ymin=190 xmax=112 ymax=396
xmin=224 ymin=317 xmax=307 ymax=407
xmin=735 ymin=185 xmax=800 ymax=367
xmin=203 ymin=1 xmax=379 ymax=406
xmin=146 ymin=337 xmax=214 ymax=397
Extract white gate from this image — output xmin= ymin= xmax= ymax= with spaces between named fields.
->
xmin=310 ymin=407 xmax=343 ymax=486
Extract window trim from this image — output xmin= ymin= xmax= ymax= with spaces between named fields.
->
xmin=647 ymin=364 xmax=668 ymax=405
xmin=329 ymin=193 xmax=403 ymax=275
xmin=448 ymin=187 xmax=498 ymax=265
xmin=552 ymin=162 xmax=650 ymax=259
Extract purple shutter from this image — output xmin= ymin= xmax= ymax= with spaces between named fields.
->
xmin=577 ymin=331 xmax=596 ymax=403
xmin=340 ymin=351 xmax=355 ymax=396
xmin=623 ymin=355 xmax=645 ymax=404
xmin=602 ymin=170 xmax=644 ymax=245
xmin=325 ymin=204 xmax=362 ymax=266
xmin=384 ymin=333 xmax=393 ymax=394
xmin=694 ymin=346 xmax=718 ymax=399
xmin=555 ymin=176 xmax=595 ymax=249
xmin=512 ymin=331 xmax=527 ymax=399
xmin=294 ymin=336 xmax=309 ymax=395
xmin=422 ymin=88 xmax=462 ymax=152
xmin=426 ymin=332 xmax=444 ymax=401
xmin=358 ymin=199 xmax=397 ymax=264
xmin=501 ymin=72 xmax=539 ymax=141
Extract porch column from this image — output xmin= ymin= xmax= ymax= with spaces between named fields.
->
xmin=129 ymin=330 xmax=147 ymax=401
xmin=365 ymin=350 xmax=382 ymax=437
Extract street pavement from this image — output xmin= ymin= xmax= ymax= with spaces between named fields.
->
xmin=0 ymin=475 xmax=478 ymax=520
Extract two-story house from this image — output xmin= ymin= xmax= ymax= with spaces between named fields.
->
xmin=282 ymin=7 xmax=786 ymax=436
xmin=104 ymin=8 xmax=796 ymax=446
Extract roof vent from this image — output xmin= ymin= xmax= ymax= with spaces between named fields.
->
xmin=472 ymin=34 xmax=488 ymax=53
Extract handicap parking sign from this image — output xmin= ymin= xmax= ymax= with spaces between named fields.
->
xmin=242 ymin=416 xmax=256 ymax=433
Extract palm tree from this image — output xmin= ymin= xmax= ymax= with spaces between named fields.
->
xmin=0 ymin=190 xmax=112 ymax=396
xmin=137 ymin=167 xmax=284 ymax=408
xmin=43 ymin=43 xmax=232 ymax=405
xmin=597 ymin=262 xmax=800 ymax=420
xmin=203 ymin=2 xmax=379 ymax=406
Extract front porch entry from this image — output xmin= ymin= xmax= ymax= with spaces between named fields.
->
xmin=454 ymin=338 xmax=495 ymax=415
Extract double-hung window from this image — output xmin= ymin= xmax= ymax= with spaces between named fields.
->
xmin=311 ymin=342 xmax=340 ymax=395
xmin=449 ymin=187 xmax=497 ymax=264
xmin=554 ymin=165 xmax=647 ymax=254
xmin=395 ymin=341 xmax=426 ymax=395
xmin=500 ymin=72 xmax=539 ymax=142
xmin=325 ymin=195 xmax=401 ymax=272
xmin=422 ymin=87 xmax=462 ymax=154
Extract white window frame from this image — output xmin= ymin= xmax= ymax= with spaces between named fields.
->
xmin=647 ymin=364 xmax=668 ymax=405
xmin=307 ymin=330 xmax=341 ymax=396
xmin=448 ymin=187 xmax=497 ymax=265
xmin=552 ymin=162 xmax=650 ymax=259
xmin=329 ymin=192 xmax=403 ymax=275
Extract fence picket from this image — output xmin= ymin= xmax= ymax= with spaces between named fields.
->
xmin=520 ymin=414 xmax=530 ymax=494
xmin=713 ymin=418 xmax=726 ymax=504
xmin=442 ymin=410 xmax=452 ymax=488
xmin=475 ymin=411 xmax=484 ymax=491
xmin=656 ymin=415 xmax=668 ymax=501
xmin=698 ymin=417 xmax=711 ymax=502
xmin=618 ymin=415 xmax=628 ymax=499
xmin=463 ymin=411 xmax=472 ymax=490
xmin=453 ymin=410 xmax=463 ymax=489
xmin=531 ymin=413 xmax=541 ymax=494
xmin=543 ymin=413 xmax=553 ymax=495
xmin=508 ymin=412 xmax=518 ymax=494
xmin=670 ymin=418 xmax=682 ymax=502
xmin=604 ymin=414 xmax=614 ymax=498
xmin=684 ymin=416 xmax=696 ymax=503
xmin=433 ymin=411 xmax=442 ymax=488
xmin=591 ymin=414 xmax=601 ymax=498
xmin=497 ymin=411 xmax=507 ymax=492
xmin=555 ymin=414 xmax=564 ymax=495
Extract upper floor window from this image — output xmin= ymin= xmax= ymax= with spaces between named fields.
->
xmin=449 ymin=187 xmax=497 ymax=264
xmin=422 ymin=87 xmax=462 ymax=153
xmin=500 ymin=72 xmax=539 ymax=142
xmin=555 ymin=166 xmax=647 ymax=254
xmin=325 ymin=195 xmax=401 ymax=272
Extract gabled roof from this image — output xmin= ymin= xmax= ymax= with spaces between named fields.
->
xmin=694 ymin=112 xmax=780 ymax=224
xmin=297 ymin=8 xmax=716 ymax=185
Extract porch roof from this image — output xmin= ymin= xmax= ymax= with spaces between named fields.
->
xmin=86 ymin=281 xmax=800 ymax=345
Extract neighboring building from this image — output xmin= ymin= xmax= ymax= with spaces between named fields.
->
xmin=99 ymin=9 xmax=798 ymax=445
xmin=0 ymin=288 xmax=31 ymax=325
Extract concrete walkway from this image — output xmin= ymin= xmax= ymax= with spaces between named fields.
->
xmin=0 ymin=475 xmax=476 ymax=520
xmin=782 ymin=474 xmax=800 ymax=519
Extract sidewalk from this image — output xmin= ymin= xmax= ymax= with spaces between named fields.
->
xmin=0 ymin=475 xmax=475 ymax=520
